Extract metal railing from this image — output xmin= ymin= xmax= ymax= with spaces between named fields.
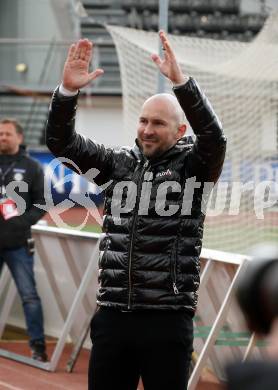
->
xmin=0 ymin=224 xmax=260 ymax=388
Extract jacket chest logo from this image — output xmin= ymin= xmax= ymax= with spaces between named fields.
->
xmin=13 ymin=172 xmax=24 ymax=181
xmin=13 ymin=169 xmax=26 ymax=181
xmin=156 ymin=169 xmax=172 ymax=178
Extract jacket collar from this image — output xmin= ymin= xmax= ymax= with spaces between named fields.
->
xmin=0 ymin=144 xmax=27 ymax=163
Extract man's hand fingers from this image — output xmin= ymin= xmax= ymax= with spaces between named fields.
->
xmin=151 ymin=53 xmax=162 ymax=68
xmin=68 ymin=44 xmax=77 ymax=61
xmin=79 ymin=39 xmax=92 ymax=60
xmin=71 ymin=39 xmax=91 ymax=60
xmin=88 ymin=68 xmax=104 ymax=82
xmin=79 ymin=44 xmax=87 ymax=60
xmin=84 ymin=42 xmax=93 ymax=62
xmin=73 ymin=40 xmax=82 ymax=59
xmin=159 ymin=30 xmax=175 ymax=59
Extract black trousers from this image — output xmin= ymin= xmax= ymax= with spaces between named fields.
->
xmin=88 ymin=307 xmax=193 ymax=390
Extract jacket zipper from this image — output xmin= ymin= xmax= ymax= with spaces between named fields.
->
xmin=171 ymin=240 xmax=180 ymax=295
xmin=128 ymin=160 xmax=149 ymax=310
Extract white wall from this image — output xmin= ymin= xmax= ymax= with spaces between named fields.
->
xmin=2 ymin=0 xmax=77 ymax=40
xmin=0 ymin=0 xmax=77 ymax=89
xmin=75 ymin=96 xmax=135 ymax=148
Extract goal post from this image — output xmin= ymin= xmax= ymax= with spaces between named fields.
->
xmin=107 ymin=12 xmax=278 ymax=254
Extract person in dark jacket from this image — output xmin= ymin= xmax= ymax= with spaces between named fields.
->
xmin=46 ymin=31 xmax=226 ymax=389
xmin=0 ymin=118 xmax=48 ymax=362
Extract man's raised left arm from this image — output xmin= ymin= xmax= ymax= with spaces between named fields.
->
xmin=152 ymin=30 xmax=226 ymax=183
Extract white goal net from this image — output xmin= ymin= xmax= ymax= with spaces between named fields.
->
xmin=107 ymin=12 xmax=278 ymax=254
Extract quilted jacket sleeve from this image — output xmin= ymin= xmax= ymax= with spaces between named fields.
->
xmin=45 ymin=87 xmax=115 ymax=186
xmin=174 ymin=77 xmax=226 ymax=183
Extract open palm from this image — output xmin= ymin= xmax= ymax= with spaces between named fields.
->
xmin=151 ymin=31 xmax=186 ymax=85
xmin=62 ymin=39 xmax=104 ymax=91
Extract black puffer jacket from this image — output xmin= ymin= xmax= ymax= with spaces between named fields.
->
xmin=0 ymin=146 xmax=46 ymax=250
xmin=46 ymin=78 xmax=226 ymax=313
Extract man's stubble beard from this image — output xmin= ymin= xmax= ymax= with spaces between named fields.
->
xmin=0 ymin=146 xmax=12 ymax=155
xmin=142 ymin=145 xmax=162 ymax=159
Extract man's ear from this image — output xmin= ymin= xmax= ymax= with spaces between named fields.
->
xmin=177 ymin=124 xmax=187 ymax=139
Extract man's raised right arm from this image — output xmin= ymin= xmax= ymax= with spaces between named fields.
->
xmin=45 ymin=39 xmax=114 ymax=185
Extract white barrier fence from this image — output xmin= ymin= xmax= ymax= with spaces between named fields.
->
xmin=0 ymin=225 xmax=258 ymax=388
xmin=0 ymin=225 xmax=100 ymax=371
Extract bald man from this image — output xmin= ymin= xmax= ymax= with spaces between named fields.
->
xmin=137 ymin=93 xmax=186 ymax=159
xmin=46 ymin=31 xmax=226 ymax=390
